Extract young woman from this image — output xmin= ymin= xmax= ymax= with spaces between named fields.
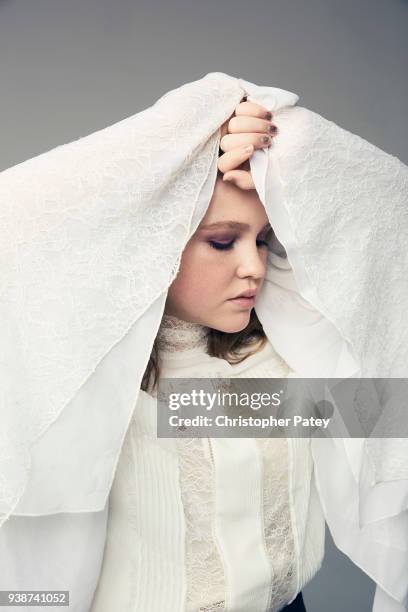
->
xmin=1 ymin=73 xmax=406 ymax=612
xmin=89 ymin=103 xmax=324 ymax=611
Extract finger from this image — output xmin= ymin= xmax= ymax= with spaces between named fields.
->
xmin=228 ymin=115 xmax=277 ymax=135
xmin=218 ymin=144 xmax=254 ymax=174
xmin=220 ymin=132 xmax=272 ymax=153
xmin=220 ymin=120 xmax=229 ymax=138
xmin=223 ymin=169 xmax=256 ymax=190
xmin=235 ymin=101 xmax=272 ymax=120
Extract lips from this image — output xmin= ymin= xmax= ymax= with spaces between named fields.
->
xmin=227 ymin=288 xmax=258 ymax=309
xmin=228 ymin=294 xmax=256 ymax=308
xmin=232 ymin=290 xmax=257 ymax=299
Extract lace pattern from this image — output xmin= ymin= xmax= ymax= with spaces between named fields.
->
xmin=176 ymin=438 xmax=226 ymax=611
xmin=257 ymin=439 xmax=297 ymax=609
xmin=157 ymin=314 xmax=209 ymax=353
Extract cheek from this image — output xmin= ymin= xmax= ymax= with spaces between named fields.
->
xmin=168 ymin=247 xmax=227 ymax=304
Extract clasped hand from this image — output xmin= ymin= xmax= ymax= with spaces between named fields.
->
xmin=218 ymin=98 xmax=277 ymax=190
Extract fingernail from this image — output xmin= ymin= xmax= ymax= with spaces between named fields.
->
xmin=261 ymin=135 xmax=271 ymax=145
xmin=223 ymin=175 xmax=233 ymax=182
xmin=265 ymin=111 xmax=272 ymax=120
xmin=243 ymin=144 xmax=254 ymax=153
xmin=268 ymin=124 xmax=278 ymax=134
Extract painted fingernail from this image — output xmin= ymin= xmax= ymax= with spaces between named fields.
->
xmin=265 ymin=111 xmax=272 ymax=120
xmin=262 ymin=135 xmax=271 ymax=145
xmin=268 ymin=124 xmax=278 ymax=134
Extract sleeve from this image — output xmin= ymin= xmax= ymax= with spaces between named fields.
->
xmin=374 ymin=586 xmax=408 ymax=612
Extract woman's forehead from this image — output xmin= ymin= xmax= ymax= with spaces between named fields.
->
xmin=201 ymin=177 xmax=269 ymax=226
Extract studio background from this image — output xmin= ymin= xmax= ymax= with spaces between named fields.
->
xmin=1 ymin=1 xmax=407 ymax=610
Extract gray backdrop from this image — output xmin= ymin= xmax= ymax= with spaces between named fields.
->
xmin=1 ymin=1 xmax=407 ymax=610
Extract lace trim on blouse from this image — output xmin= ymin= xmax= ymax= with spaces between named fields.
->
xmin=157 ymin=314 xmax=209 ymax=353
xmin=177 ymin=438 xmax=226 ymax=611
xmin=257 ymin=438 xmax=298 ymax=609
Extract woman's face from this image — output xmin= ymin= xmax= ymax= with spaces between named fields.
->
xmin=165 ymin=177 xmax=271 ymax=333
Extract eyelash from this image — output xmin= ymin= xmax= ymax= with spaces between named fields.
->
xmin=209 ymin=238 xmax=269 ymax=251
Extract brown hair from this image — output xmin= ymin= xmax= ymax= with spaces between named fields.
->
xmin=141 ymin=308 xmax=267 ymax=394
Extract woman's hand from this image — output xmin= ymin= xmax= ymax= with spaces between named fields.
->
xmin=218 ymin=100 xmax=277 ymax=190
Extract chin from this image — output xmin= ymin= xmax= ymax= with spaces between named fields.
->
xmin=209 ymin=312 xmax=251 ymax=334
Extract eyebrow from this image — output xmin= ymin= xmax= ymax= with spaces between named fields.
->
xmin=198 ymin=221 xmax=271 ymax=232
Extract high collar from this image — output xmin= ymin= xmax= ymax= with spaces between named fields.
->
xmin=156 ymin=313 xmax=209 ymax=353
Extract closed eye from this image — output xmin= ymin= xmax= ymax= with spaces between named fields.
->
xmin=209 ymin=240 xmax=234 ymax=250
xmin=209 ymin=239 xmax=269 ymax=251
xmin=257 ymin=239 xmax=269 ymax=248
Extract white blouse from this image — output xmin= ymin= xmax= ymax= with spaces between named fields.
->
xmin=90 ymin=315 xmax=326 ymax=612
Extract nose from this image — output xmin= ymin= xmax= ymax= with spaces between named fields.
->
xmin=235 ymin=243 xmax=267 ymax=281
